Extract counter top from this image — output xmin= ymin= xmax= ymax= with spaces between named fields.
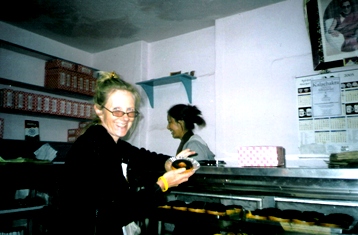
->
xmin=195 ymin=166 xmax=358 ymax=180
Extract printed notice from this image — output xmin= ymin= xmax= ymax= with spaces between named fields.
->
xmin=297 ymin=70 xmax=358 ymax=154
xmin=311 ymin=77 xmax=341 ymax=117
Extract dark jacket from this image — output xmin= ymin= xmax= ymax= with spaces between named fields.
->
xmin=59 ymin=125 xmax=170 ymax=235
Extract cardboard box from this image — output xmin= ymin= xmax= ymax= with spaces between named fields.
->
xmin=45 ymin=68 xmax=76 ymax=92
xmin=25 ymin=93 xmax=35 ymax=111
xmin=45 ymin=59 xmax=76 ymax=71
xmin=50 ymin=97 xmax=59 ymax=115
xmin=77 ymin=74 xmax=95 ymax=96
xmin=0 ymin=118 xmax=4 ymax=139
xmin=67 ymin=128 xmax=82 ymax=142
xmin=0 ymin=89 xmax=15 ymax=109
xmin=14 ymin=91 xmax=26 ymax=110
xmin=77 ymin=64 xmax=94 ymax=76
xmin=237 ymin=146 xmax=285 ymax=167
xmin=65 ymin=100 xmax=72 ymax=116
xmin=35 ymin=94 xmax=45 ymax=113
xmin=59 ymin=99 xmax=66 ymax=116
xmin=79 ymin=121 xmax=90 ymax=129
xmin=43 ymin=96 xmax=52 ymax=114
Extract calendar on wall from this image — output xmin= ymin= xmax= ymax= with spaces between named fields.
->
xmin=296 ymin=69 xmax=358 ymax=154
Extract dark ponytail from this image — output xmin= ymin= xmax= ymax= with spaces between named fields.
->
xmin=167 ymin=104 xmax=206 ymax=131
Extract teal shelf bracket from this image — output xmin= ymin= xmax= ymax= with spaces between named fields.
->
xmin=136 ymin=74 xmax=196 ymax=108
xmin=138 ymin=83 xmax=155 ymax=108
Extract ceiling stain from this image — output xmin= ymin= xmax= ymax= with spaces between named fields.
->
xmin=1 ymin=0 xmax=285 ymax=53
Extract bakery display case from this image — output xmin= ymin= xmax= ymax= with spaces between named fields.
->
xmin=137 ymin=166 xmax=358 ymax=235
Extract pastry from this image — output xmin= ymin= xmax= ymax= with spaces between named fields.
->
xmin=205 ymin=202 xmax=226 ymax=216
xmin=171 ymin=159 xmax=194 ymax=172
xmin=170 ymin=200 xmax=188 ymax=211
xmin=187 ymin=201 xmax=206 ymax=213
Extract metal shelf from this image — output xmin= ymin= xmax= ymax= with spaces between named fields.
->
xmin=0 ymin=77 xmax=93 ymax=100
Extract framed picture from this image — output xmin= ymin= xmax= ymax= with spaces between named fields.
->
xmin=306 ymin=0 xmax=358 ymax=71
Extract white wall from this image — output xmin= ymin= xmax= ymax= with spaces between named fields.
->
xmin=215 ymin=0 xmax=312 ymax=157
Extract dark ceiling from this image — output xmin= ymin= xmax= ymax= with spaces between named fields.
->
xmin=1 ymin=0 xmax=285 ymax=53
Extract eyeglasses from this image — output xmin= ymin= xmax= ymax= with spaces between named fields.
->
xmin=103 ymin=107 xmax=139 ymax=118
xmin=342 ymin=5 xmax=351 ymax=9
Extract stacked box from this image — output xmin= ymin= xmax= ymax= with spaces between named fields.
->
xmin=45 ymin=68 xmax=76 ymax=92
xmin=77 ymin=64 xmax=94 ymax=76
xmin=67 ymin=128 xmax=82 ymax=142
xmin=65 ymin=100 xmax=72 ymax=116
xmin=78 ymin=102 xmax=86 ymax=118
xmin=26 ymin=93 xmax=35 ymax=111
xmin=14 ymin=91 xmax=26 ymax=110
xmin=0 ymin=88 xmax=93 ymax=120
xmin=58 ymin=99 xmax=66 ymax=116
xmin=35 ymin=94 xmax=44 ymax=113
xmin=0 ymin=89 xmax=15 ymax=108
xmin=79 ymin=121 xmax=90 ymax=129
xmin=45 ymin=59 xmax=76 ymax=71
xmin=0 ymin=118 xmax=3 ymax=139
xmin=50 ymin=97 xmax=59 ymax=115
xmin=42 ymin=96 xmax=52 ymax=114
xmin=237 ymin=146 xmax=285 ymax=167
xmin=90 ymin=77 xmax=96 ymax=95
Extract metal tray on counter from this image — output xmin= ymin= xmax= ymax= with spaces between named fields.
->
xmin=245 ymin=218 xmax=358 ymax=234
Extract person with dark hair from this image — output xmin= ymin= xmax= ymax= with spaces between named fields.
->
xmin=167 ymin=104 xmax=215 ymax=161
xmin=328 ymin=0 xmax=358 ymax=52
xmin=58 ymin=71 xmax=196 ymax=235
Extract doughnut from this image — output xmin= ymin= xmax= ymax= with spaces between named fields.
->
xmin=246 ymin=209 xmax=267 ymax=220
xmin=320 ymin=213 xmax=354 ymax=228
xmin=171 ymin=159 xmax=194 ymax=172
xmin=187 ymin=201 xmax=206 ymax=213
xmin=225 ymin=204 xmax=242 ymax=215
xmin=170 ymin=200 xmax=188 ymax=211
xmin=205 ymin=202 xmax=226 ymax=216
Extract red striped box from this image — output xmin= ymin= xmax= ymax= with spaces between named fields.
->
xmin=79 ymin=121 xmax=90 ymax=129
xmin=72 ymin=102 xmax=79 ymax=118
xmin=43 ymin=96 xmax=52 ymax=114
xmin=89 ymin=77 xmax=96 ymax=96
xmin=77 ymin=64 xmax=93 ymax=76
xmin=84 ymin=103 xmax=93 ymax=119
xmin=0 ymin=89 xmax=15 ymax=109
xmin=14 ymin=91 xmax=26 ymax=110
xmin=77 ymin=74 xmax=94 ymax=96
xmin=45 ymin=68 xmax=75 ymax=92
xmin=35 ymin=94 xmax=45 ymax=113
xmin=67 ymin=128 xmax=82 ymax=142
xmin=50 ymin=97 xmax=60 ymax=115
xmin=72 ymin=73 xmax=78 ymax=91
xmin=25 ymin=93 xmax=36 ymax=111
xmin=78 ymin=102 xmax=86 ymax=118
xmin=237 ymin=146 xmax=285 ymax=167
xmin=0 ymin=118 xmax=4 ymax=139
xmin=45 ymin=59 xmax=76 ymax=71
xmin=58 ymin=99 xmax=67 ymax=116
xmin=65 ymin=100 xmax=73 ymax=116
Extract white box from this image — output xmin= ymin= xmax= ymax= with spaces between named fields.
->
xmin=237 ymin=146 xmax=285 ymax=167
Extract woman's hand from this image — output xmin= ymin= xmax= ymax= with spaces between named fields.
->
xmin=157 ymin=168 xmax=195 ymax=191
xmin=164 ymin=148 xmax=196 ymax=171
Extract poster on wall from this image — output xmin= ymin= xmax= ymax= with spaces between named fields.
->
xmin=305 ymin=0 xmax=358 ymax=70
xmin=296 ymin=69 xmax=358 ymax=154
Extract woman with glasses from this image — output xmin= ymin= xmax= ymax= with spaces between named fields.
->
xmin=167 ymin=104 xmax=215 ymax=161
xmin=59 ymin=71 xmax=195 ymax=235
